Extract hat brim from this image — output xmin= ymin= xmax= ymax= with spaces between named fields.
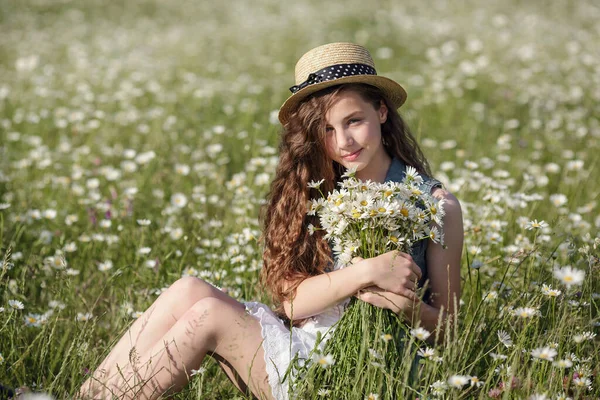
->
xmin=278 ymin=75 xmax=407 ymax=125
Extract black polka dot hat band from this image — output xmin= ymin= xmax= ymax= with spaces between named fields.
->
xmin=278 ymin=42 xmax=408 ymax=125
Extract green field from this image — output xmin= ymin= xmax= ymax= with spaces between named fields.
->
xmin=0 ymin=0 xmax=599 ymax=398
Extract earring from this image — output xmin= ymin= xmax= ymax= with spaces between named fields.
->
xmin=382 ymin=137 xmax=388 ymax=146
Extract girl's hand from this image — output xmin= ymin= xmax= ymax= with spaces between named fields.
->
xmin=367 ymin=251 xmax=422 ymax=300
xmin=355 ymin=286 xmax=418 ymax=317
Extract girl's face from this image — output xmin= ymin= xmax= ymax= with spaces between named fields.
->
xmin=324 ymin=90 xmax=390 ymax=182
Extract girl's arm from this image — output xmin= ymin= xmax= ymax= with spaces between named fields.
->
xmin=283 ymin=252 xmax=422 ymax=321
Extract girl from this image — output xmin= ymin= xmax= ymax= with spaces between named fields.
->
xmin=78 ymin=42 xmax=463 ymax=400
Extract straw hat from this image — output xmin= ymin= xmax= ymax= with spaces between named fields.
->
xmin=278 ymin=42 xmax=407 ymax=125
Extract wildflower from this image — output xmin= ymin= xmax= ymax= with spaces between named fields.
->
xmin=541 ymin=284 xmax=561 ymax=297
xmin=573 ymin=331 xmax=595 ymax=343
xmin=98 ymin=260 xmax=113 ymax=272
xmin=447 ymin=375 xmax=470 ymax=388
xmin=554 ymin=393 xmax=572 ymax=400
xmin=380 ymin=333 xmax=393 ymax=342
xmin=368 ymin=349 xmax=383 ymax=360
xmin=24 ymin=313 xmax=45 ymax=327
xmin=417 ymin=347 xmax=436 ymax=359
xmin=531 ymin=346 xmax=557 ymax=361
xmin=307 ymin=224 xmax=316 ymax=236
xmin=529 ymin=394 xmax=548 ymax=400
xmin=137 ymin=219 xmax=151 ymax=226
xmin=430 ymin=380 xmax=447 ymax=396
xmin=308 ymin=179 xmax=325 ymax=189
xmin=0 ymin=353 xmax=4 ymax=364
xmin=77 ymin=312 xmax=93 ymax=322
xmin=8 ymin=300 xmax=24 ymax=310
xmin=0 ymin=203 xmax=10 ymax=210
xmin=572 ymin=377 xmax=591 ymax=390
xmin=170 ymin=227 xmax=184 ymax=240
xmin=170 ymin=193 xmax=188 ymax=208
xmin=512 ymin=307 xmax=540 ymax=318
xmin=190 ymin=367 xmax=206 ymax=376
xmin=497 ymin=330 xmax=513 ymax=348
xmin=317 ymin=388 xmax=330 ymax=396
xmin=410 ymin=327 xmax=431 ymax=341
xmin=552 ymin=359 xmax=573 ymax=368
xmin=483 ymin=291 xmax=499 ymax=302
xmin=525 ymin=220 xmax=548 ymax=230
xmin=313 ymin=353 xmax=335 ymax=368
xmin=365 ymin=394 xmax=379 ymax=400
xmin=490 ymin=352 xmax=508 ymax=361
xmin=553 ymin=266 xmax=585 ymax=287
xmin=470 ymin=376 xmax=484 ymax=387
xmin=138 ymin=247 xmax=152 ymax=255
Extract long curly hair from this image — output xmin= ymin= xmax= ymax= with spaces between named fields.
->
xmin=260 ymin=83 xmax=432 ymax=327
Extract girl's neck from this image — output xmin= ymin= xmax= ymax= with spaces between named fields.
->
xmin=355 ymin=151 xmax=392 ymax=183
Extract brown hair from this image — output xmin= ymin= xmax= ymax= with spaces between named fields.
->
xmin=260 ymin=83 xmax=432 ymax=327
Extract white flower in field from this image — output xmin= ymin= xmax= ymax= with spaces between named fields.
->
xmin=24 ymin=313 xmax=46 ymax=327
xmin=482 ymin=291 xmax=498 ymax=302
xmin=138 ymin=247 xmax=151 ymax=255
xmin=573 ymin=331 xmax=595 ymax=343
xmin=525 ymin=219 xmax=548 ymax=230
xmin=19 ymin=393 xmax=56 ymax=400
xmin=65 ymin=214 xmax=78 ymax=226
xmin=554 ymin=393 xmax=572 ymax=400
xmin=190 ymin=366 xmax=206 ymax=376
xmin=368 ymin=348 xmax=383 ymax=360
xmin=490 ymin=352 xmax=508 ymax=361
xmin=430 ymin=380 xmax=447 ymax=396
xmin=417 ymin=347 xmax=436 ymax=359
xmin=469 ymin=376 xmax=484 ymax=387
xmin=99 ymin=219 xmax=112 ymax=229
xmin=549 ymin=193 xmax=567 ymax=207
xmin=170 ymin=227 xmax=184 ymax=240
xmin=308 ymin=179 xmax=325 ymax=189
xmin=380 ymin=333 xmax=393 ymax=343
xmin=145 ymin=259 xmax=157 ymax=268
xmin=497 ymin=330 xmax=513 ymax=348
xmin=403 ymin=166 xmax=423 ymax=184
xmin=121 ymin=160 xmax=138 ymax=173
xmin=313 ymin=353 xmax=335 ymax=368
xmin=9 ymin=299 xmax=25 ymax=310
xmin=317 ymin=388 xmax=330 ymax=396
xmin=175 ymin=164 xmax=190 ymax=176
xmin=130 ymin=311 xmax=143 ymax=319
xmin=0 ymin=203 xmax=10 ymax=210
xmin=365 ymin=394 xmax=379 ymax=400
xmin=43 ymin=209 xmax=57 ymax=219
xmin=531 ymin=346 xmax=557 ymax=361
xmin=0 ymin=352 xmax=4 ymax=364
xmin=512 ymin=307 xmax=540 ymax=318
xmin=541 ymin=284 xmax=561 ymax=297
xmin=86 ymin=178 xmax=100 ymax=189
xmin=98 ymin=260 xmax=113 ymax=272
xmin=137 ymin=219 xmax=151 ymax=226
xmin=171 ymin=193 xmax=188 ymax=208
xmin=447 ymin=374 xmax=470 ymax=388
xmin=64 ymin=242 xmax=77 ymax=252
xmin=553 ymin=266 xmax=585 ymax=288
xmin=553 ymin=359 xmax=573 ymax=368
xmin=77 ymin=312 xmax=93 ymax=322
xmin=410 ymin=327 xmax=431 ymax=341
xmin=529 ymin=394 xmax=548 ymax=400
xmin=572 ymin=377 xmax=591 ymax=390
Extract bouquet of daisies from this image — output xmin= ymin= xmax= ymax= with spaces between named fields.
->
xmin=294 ymin=166 xmax=445 ymax=399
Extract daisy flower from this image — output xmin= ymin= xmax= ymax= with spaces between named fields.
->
xmin=410 ymin=327 xmax=431 ymax=341
xmin=170 ymin=193 xmax=188 ymax=208
xmin=525 ymin=219 xmax=548 ymax=230
xmin=8 ymin=300 xmax=24 ymax=310
xmin=447 ymin=375 xmax=470 ymax=388
xmin=531 ymin=346 xmax=557 ymax=361
xmin=553 ymin=266 xmax=585 ymax=287
xmin=497 ymin=330 xmax=513 ymax=348
xmin=313 ymin=353 xmax=335 ymax=368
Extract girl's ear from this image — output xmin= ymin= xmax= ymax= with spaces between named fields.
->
xmin=378 ymin=101 xmax=388 ymax=124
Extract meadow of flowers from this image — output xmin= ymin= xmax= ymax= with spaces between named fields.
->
xmin=1 ymin=0 xmax=599 ymax=399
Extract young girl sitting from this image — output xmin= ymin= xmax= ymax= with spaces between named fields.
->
xmin=79 ymin=42 xmax=463 ymax=400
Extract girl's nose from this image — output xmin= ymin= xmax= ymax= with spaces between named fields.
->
xmin=336 ymin=128 xmax=354 ymax=148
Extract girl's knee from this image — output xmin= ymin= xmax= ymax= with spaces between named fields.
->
xmin=168 ymin=276 xmax=214 ymax=302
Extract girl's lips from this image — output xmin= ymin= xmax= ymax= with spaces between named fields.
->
xmin=341 ymin=149 xmax=362 ymax=161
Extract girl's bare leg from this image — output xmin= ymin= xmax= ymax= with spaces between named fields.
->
xmin=79 ymin=277 xmax=271 ymax=399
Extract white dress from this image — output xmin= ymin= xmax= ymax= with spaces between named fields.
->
xmin=242 ymin=261 xmax=350 ymax=400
